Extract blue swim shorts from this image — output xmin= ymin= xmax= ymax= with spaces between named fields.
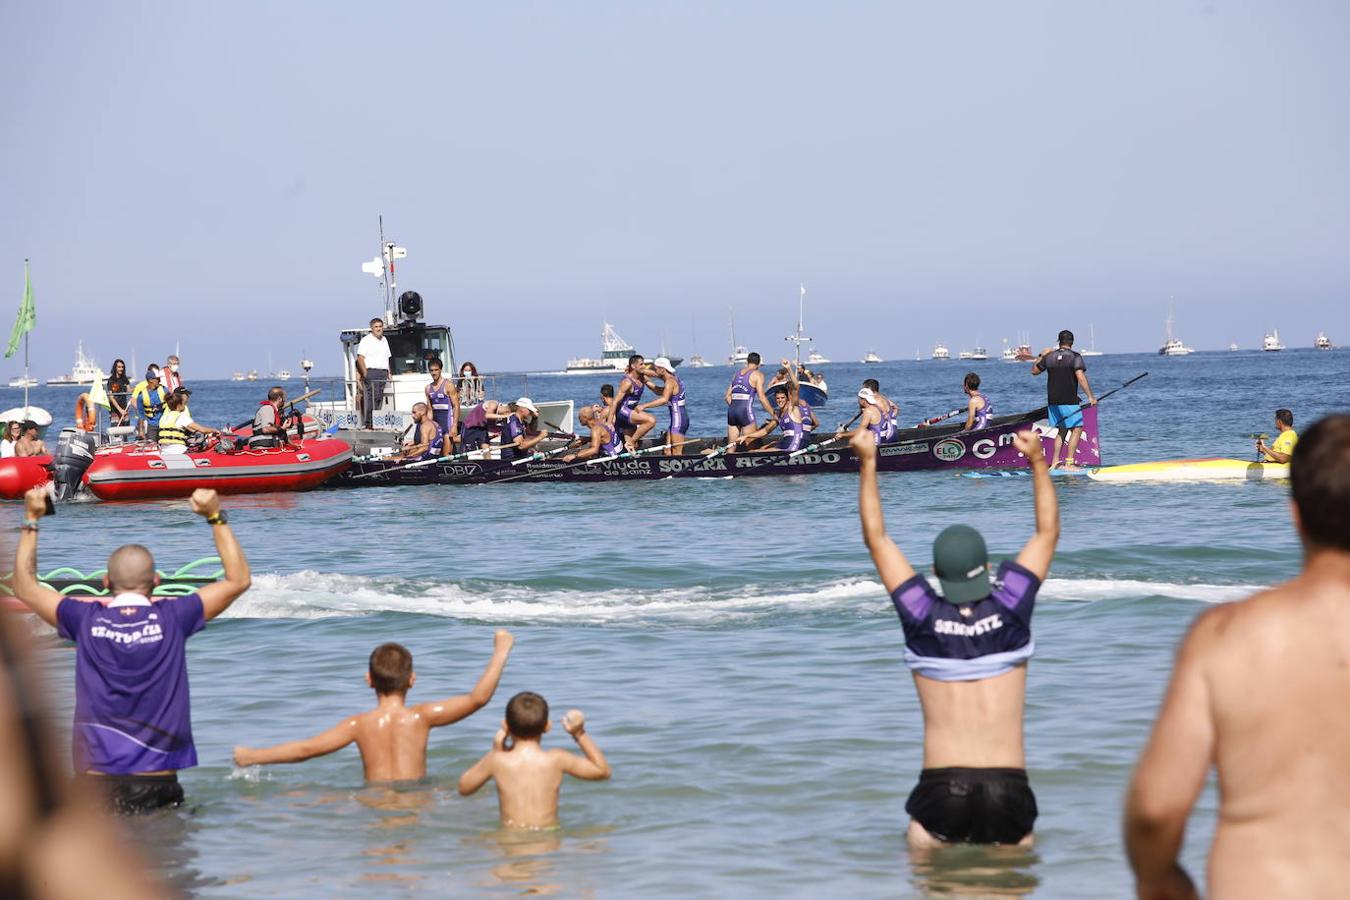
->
xmin=1047 ymin=404 xmax=1084 ymax=430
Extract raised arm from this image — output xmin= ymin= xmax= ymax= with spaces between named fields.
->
xmin=190 ymin=490 xmax=252 ymax=619
xmin=234 ymin=717 xmax=359 ymax=767
xmin=417 ymin=630 xmax=514 ymax=727
xmin=560 ymin=711 xmax=611 ymax=781
xmin=11 ymin=489 xmax=64 ymax=627
xmin=1012 ymin=430 xmax=1059 ymax=580
xmin=1124 ymin=609 xmax=1219 ymax=900
xmin=850 ymin=431 xmax=916 ymax=592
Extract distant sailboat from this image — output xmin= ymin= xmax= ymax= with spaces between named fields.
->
xmin=1262 ymin=330 xmax=1285 ymax=352
xmin=1081 ymin=324 xmax=1104 ymax=357
xmin=1159 ymin=307 xmax=1194 ymax=356
xmin=728 ymin=309 xmax=749 ymax=366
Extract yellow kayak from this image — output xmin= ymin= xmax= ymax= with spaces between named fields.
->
xmin=1085 ymin=458 xmax=1289 ymax=483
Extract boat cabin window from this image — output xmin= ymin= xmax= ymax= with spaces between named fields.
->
xmin=385 ymin=329 xmax=451 ymax=375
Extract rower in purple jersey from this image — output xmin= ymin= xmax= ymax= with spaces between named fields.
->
xmin=724 ymin=352 xmax=775 ymax=453
xmin=838 ymin=387 xmax=888 ymax=446
xmin=614 ymin=355 xmax=657 ymax=451
xmin=738 ymin=360 xmax=807 ymax=453
xmin=799 ymin=398 xmax=819 ymax=437
xmin=500 ymin=397 xmax=547 ymax=462
xmin=960 ymin=372 xmax=995 ymax=432
xmin=424 ymin=358 xmax=459 ymax=442
xmin=563 ymin=406 xmax=624 ymax=462
xmin=639 ymin=357 xmax=691 ymax=455
xmin=863 ymin=379 xmax=900 ymax=444
xmin=398 ymin=403 xmax=445 ymax=460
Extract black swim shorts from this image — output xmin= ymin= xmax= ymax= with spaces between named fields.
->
xmin=85 ymin=772 xmax=185 ymax=815
xmin=905 ymin=767 xmax=1037 ymax=844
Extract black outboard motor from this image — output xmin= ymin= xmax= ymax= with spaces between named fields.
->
xmin=52 ymin=427 xmax=99 ymax=501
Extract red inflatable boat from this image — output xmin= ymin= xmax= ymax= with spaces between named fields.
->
xmin=83 ymin=437 xmax=352 ymax=500
xmin=0 ymin=456 xmax=53 ymax=500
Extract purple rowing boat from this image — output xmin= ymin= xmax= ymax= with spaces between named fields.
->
xmin=333 ymin=405 xmax=1102 ymax=487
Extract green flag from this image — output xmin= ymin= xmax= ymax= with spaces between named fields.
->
xmin=5 ymin=260 xmax=35 ymax=359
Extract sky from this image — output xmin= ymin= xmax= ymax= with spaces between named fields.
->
xmin=2 ymin=1 xmax=1347 ymax=378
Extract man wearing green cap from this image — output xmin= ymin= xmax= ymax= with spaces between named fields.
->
xmin=852 ymin=426 xmax=1059 ymax=847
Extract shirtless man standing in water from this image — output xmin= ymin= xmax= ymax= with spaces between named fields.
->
xmin=234 ymin=631 xmax=514 ymax=781
xmin=853 ymin=426 xmax=1059 ymax=846
xmin=1126 ymin=414 xmax=1350 ymax=899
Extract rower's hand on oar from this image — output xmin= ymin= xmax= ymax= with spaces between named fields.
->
xmin=1011 ymin=429 xmax=1045 ymax=463
xmin=562 ymin=453 xmax=576 ymax=463
xmin=848 ymin=429 xmax=876 ymax=461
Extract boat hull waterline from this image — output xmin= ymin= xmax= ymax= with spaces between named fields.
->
xmin=337 ymin=407 xmax=1101 ymax=486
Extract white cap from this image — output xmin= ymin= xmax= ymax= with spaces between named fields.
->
xmin=653 ymin=357 xmax=675 ymax=372
xmin=857 ymin=388 xmax=877 ymax=405
xmin=515 ymin=397 xmax=539 ymax=415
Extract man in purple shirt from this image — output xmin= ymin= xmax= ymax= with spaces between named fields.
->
xmin=852 ymin=425 xmax=1059 ymax=847
xmin=12 ymin=487 xmax=251 ymax=814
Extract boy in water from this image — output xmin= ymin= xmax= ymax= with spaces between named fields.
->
xmin=458 ymin=692 xmax=611 ymax=828
xmin=234 ymin=631 xmax=514 ymax=782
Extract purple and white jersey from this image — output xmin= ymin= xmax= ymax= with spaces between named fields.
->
xmin=777 ymin=406 xmax=805 ymax=451
xmin=889 ymin=560 xmax=1039 ymax=682
xmin=798 ymin=399 xmax=815 ymax=434
xmin=57 ymin=592 xmax=206 ymax=774
xmin=427 ymin=378 xmax=454 ymax=432
xmin=597 ymin=421 xmax=621 ymax=456
xmin=971 ymin=392 xmax=993 ymax=430
xmin=728 ymin=368 xmax=754 ymax=402
xmin=616 ymin=374 xmax=644 ymax=426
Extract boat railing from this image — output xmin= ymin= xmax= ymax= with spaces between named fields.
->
xmin=316 ymin=374 xmax=506 ymax=431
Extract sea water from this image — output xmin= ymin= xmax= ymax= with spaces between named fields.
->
xmin=9 ymin=348 xmax=1348 ymax=897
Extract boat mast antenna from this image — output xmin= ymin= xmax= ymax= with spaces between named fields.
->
xmin=785 ymin=284 xmax=811 ymax=368
xmin=362 ymin=216 xmax=406 ymax=324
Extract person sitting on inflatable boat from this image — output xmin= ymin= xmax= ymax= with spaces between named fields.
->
xmin=157 ymin=388 xmax=221 ymax=453
xmin=248 ymin=387 xmax=296 ymax=449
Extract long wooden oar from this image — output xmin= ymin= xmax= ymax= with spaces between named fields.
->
xmin=347 ymin=444 xmax=494 ymax=480
xmin=489 ymin=443 xmax=668 ymax=485
xmin=917 ymin=408 xmax=963 ymax=427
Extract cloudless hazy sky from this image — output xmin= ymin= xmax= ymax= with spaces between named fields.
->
xmin=2 ymin=1 xmax=1347 ymax=376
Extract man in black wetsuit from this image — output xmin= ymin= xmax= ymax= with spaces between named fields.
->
xmin=853 ymin=425 xmax=1060 ymax=846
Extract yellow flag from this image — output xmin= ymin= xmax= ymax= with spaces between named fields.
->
xmin=87 ymin=369 xmax=110 ymax=408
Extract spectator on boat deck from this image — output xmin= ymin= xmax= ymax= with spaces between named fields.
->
xmin=107 ymin=359 xmax=132 ymax=426
xmin=0 ymin=420 xmax=21 ymax=457
xmin=161 ymin=355 xmax=182 ymax=392
xmin=356 ymin=318 xmax=391 ymax=429
xmin=131 ymin=370 xmax=168 ymax=442
xmin=457 ymin=361 xmax=484 ymax=406
xmin=249 ymin=387 xmax=290 ymax=449
xmin=1256 ymin=408 xmax=1298 ymax=463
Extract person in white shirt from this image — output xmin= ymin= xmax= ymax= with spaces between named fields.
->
xmin=162 ymin=354 xmax=183 ymax=392
xmin=0 ymin=420 xmax=20 ymax=457
xmin=356 ymin=318 xmax=392 ymax=429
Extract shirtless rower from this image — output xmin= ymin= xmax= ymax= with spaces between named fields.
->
xmin=499 ymin=398 xmax=547 ymax=462
xmin=638 ymin=357 xmax=690 ymax=455
xmin=1126 ymin=416 xmax=1350 ymax=899
xmin=854 ymin=425 xmax=1058 ymax=846
xmin=397 ymin=402 xmax=445 ymax=461
xmin=960 ymin=372 xmax=994 ymax=432
xmin=612 ymin=356 xmax=656 ymax=451
xmin=724 ymin=352 xmax=775 ymax=453
xmin=562 ymin=406 xmax=622 ymax=462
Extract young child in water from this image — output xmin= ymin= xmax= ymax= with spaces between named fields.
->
xmin=234 ymin=631 xmax=514 ymax=782
xmin=457 ymin=691 xmax=611 ymax=828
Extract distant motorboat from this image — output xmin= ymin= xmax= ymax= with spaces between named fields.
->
xmin=566 ymin=321 xmax=635 ymax=372
xmin=1262 ymin=330 xmax=1285 ymax=352
xmin=931 ymin=343 xmax=950 ymax=360
xmin=1001 ymin=340 xmax=1018 ymax=363
xmin=7 ymin=376 xmax=37 ymax=389
xmin=686 ymin=354 xmax=713 ymax=368
xmin=1159 ymin=308 xmax=1193 ymax=356
xmin=276 ymin=369 xmax=293 ymax=381
xmin=246 ymin=369 xmax=260 ymax=381
xmin=45 ymin=340 xmax=100 ymax=386
xmin=958 ymin=347 xmax=988 ymax=360
xmin=727 ymin=310 xmax=750 ymax=366
xmin=1315 ymin=331 xmax=1332 ymax=350
xmin=1228 ymin=342 xmax=1239 ymax=352
xmin=862 ymin=350 xmax=883 ymax=364
xmin=231 ymin=371 xmax=246 ymax=382
xmin=806 ymin=349 xmax=830 ymax=365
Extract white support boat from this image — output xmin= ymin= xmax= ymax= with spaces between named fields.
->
xmin=1229 ymin=342 xmax=1240 ymax=352
xmin=1262 ymin=330 xmax=1285 ymax=352
xmin=1158 ymin=307 xmax=1194 ymax=356
xmin=45 ymin=340 xmax=100 ymax=386
xmin=308 ymin=220 xmax=572 ymax=456
xmin=806 ymin=349 xmax=830 ymax=365
xmin=862 ymin=350 xmax=884 ymax=364
xmin=7 ymin=376 xmax=38 ymax=389
xmin=931 ymin=343 xmax=950 ymax=360
xmin=565 ymin=322 xmax=636 ymax=372
xmin=1315 ymin=331 xmax=1332 ymax=350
